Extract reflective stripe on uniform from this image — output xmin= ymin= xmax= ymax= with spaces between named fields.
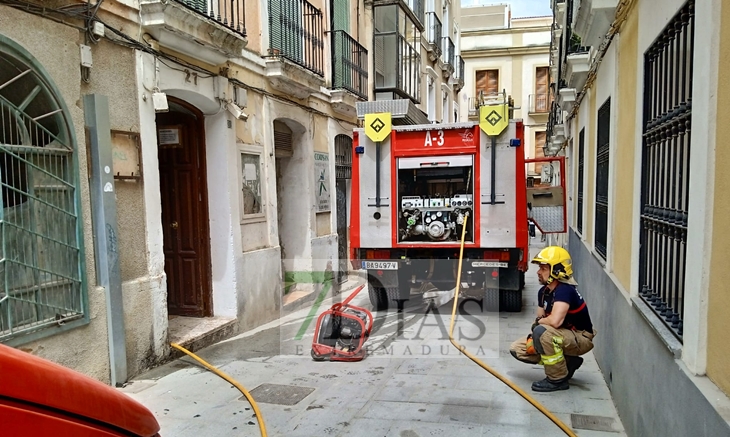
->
xmin=540 ymin=336 xmax=565 ymax=366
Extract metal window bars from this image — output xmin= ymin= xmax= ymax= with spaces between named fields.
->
xmin=638 ymin=0 xmax=694 ymax=340
xmin=0 ymin=91 xmax=84 ymax=341
xmin=178 ymin=0 xmax=247 ymax=37
xmin=595 ymin=98 xmax=610 ymax=259
xmin=331 ymin=30 xmax=368 ymax=100
xmin=334 ymin=135 xmax=352 ymax=180
xmin=374 ymin=33 xmax=421 ymax=103
xmin=268 ymin=0 xmax=324 ymax=77
xmin=577 ymin=128 xmax=585 ymax=234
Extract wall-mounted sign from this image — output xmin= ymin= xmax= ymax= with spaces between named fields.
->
xmin=314 ymin=152 xmax=330 ymax=212
xmin=158 ymin=128 xmax=180 ymax=146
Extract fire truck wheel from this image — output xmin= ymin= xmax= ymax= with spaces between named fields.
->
xmin=368 ymin=283 xmax=388 ymax=311
xmin=311 ymin=349 xmax=326 ymax=362
xmin=502 ymin=289 xmax=523 ymax=312
xmin=485 ymin=289 xmax=500 ymax=312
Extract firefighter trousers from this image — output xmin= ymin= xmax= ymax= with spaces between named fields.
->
xmin=510 ymin=326 xmax=596 ymax=381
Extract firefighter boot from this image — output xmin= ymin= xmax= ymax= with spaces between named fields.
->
xmin=531 ymin=377 xmax=569 ymax=392
xmin=566 ymin=356 xmax=584 ymax=380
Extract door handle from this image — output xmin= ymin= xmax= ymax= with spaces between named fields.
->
xmin=171 ymin=221 xmax=179 ymax=229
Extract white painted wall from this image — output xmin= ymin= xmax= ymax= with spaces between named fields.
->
xmin=205 ymin=110 xmax=240 ymax=318
xmin=680 ymin=0 xmax=721 ymax=376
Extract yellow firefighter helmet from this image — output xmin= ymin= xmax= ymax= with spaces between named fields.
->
xmin=531 ymin=246 xmax=574 ymax=283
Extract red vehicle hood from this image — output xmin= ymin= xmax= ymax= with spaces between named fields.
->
xmin=0 ymin=344 xmax=160 ymax=436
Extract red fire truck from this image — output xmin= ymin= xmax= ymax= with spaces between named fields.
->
xmin=350 ymin=103 xmax=530 ymax=312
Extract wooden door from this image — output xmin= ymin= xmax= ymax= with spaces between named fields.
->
xmin=156 ymin=104 xmax=212 ymax=317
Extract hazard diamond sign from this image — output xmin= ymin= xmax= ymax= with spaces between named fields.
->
xmin=364 ymin=112 xmax=392 ymax=142
xmin=479 ymin=104 xmax=509 ymax=136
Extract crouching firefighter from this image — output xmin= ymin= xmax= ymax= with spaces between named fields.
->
xmin=509 ymin=246 xmax=596 ymax=392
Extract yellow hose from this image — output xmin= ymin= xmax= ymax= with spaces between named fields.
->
xmin=448 ymin=215 xmax=577 ymax=437
xmin=170 ymin=343 xmax=267 ymax=437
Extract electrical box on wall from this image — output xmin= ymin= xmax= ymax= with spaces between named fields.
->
xmin=80 ymin=45 xmax=92 ymax=68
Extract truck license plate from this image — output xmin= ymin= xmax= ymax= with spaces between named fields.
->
xmin=362 ymin=261 xmax=398 ymax=270
xmin=471 ymin=261 xmax=508 ymax=268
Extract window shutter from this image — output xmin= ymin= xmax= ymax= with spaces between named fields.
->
xmin=535 ymin=131 xmax=546 ymax=175
xmin=535 ymin=67 xmax=549 ymax=111
xmin=274 ymin=121 xmax=293 ymax=158
xmin=486 ymin=70 xmax=499 ymax=95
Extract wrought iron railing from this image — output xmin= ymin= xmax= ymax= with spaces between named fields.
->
xmin=331 ymin=31 xmax=368 ymax=100
xmin=0 ymin=94 xmax=85 ymax=341
xmin=425 ymin=12 xmax=442 ymax=55
xmin=177 ymin=0 xmax=246 ymax=37
xmin=374 ymin=33 xmax=421 ymax=102
xmin=639 ymin=0 xmax=694 ymax=339
xmin=442 ymin=36 xmax=455 ymax=67
xmin=455 ymin=55 xmax=465 ymax=83
xmin=335 ymin=135 xmax=352 ymax=180
xmin=268 ymin=0 xmax=324 ymax=76
xmin=595 ymin=98 xmax=610 ymax=259
xmin=529 ymin=94 xmax=551 ymax=113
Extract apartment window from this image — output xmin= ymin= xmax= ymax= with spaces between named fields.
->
xmin=0 ymin=40 xmax=87 ymax=343
xmin=240 ymin=150 xmax=264 ymax=219
xmin=638 ymin=0 xmax=694 ymax=339
xmin=577 ymin=128 xmax=585 ymax=234
xmin=476 ymin=69 xmax=499 ymax=98
xmin=534 ymin=131 xmax=546 ymax=176
xmin=535 ymin=66 xmax=549 ymax=112
xmin=595 ymin=98 xmax=611 ymax=259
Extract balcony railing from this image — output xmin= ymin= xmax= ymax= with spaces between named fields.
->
xmin=374 ymin=33 xmax=421 ymax=102
xmin=408 ymin=0 xmax=425 ymax=25
xmin=455 ymin=55 xmax=465 ymax=83
xmin=441 ymin=36 xmax=455 ymax=66
xmin=178 ymin=0 xmax=246 ymax=37
xmin=268 ymin=0 xmax=324 ymax=76
xmin=529 ymin=94 xmax=551 ymax=113
xmin=425 ymin=12 xmax=442 ymax=55
xmin=331 ymin=30 xmax=368 ymax=100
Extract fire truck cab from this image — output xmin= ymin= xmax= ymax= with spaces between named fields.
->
xmin=351 ymin=98 xmax=529 ymax=312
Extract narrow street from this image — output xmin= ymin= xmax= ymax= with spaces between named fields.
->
xmin=123 ymin=241 xmax=626 ymax=437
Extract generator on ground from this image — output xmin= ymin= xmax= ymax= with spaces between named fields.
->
xmin=351 ymin=95 xmax=529 ymax=312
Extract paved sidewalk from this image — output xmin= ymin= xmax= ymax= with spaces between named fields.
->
xmin=123 ymin=240 xmax=626 ymax=436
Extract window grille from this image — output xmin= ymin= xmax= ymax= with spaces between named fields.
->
xmin=595 ymin=98 xmax=611 ymax=259
xmin=638 ymin=0 xmax=694 ymax=339
xmin=0 ymin=41 xmax=86 ymax=342
xmin=577 ymin=128 xmax=585 ymax=234
xmin=334 ymin=135 xmax=352 ymax=180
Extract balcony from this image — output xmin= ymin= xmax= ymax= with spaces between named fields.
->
xmin=140 ymin=0 xmax=247 ymax=65
xmin=424 ymin=12 xmax=443 ymax=62
xmin=558 ymin=88 xmax=577 ymax=112
xmin=265 ymin=0 xmax=325 ymax=99
xmin=330 ymin=30 xmax=368 ymax=117
xmin=441 ymin=37 xmax=455 ymax=79
xmin=529 ymin=94 xmax=551 ymax=115
xmin=556 ymin=1 xmax=566 ymax=27
xmin=374 ymin=34 xmax=421 ymax=103
xmin=408 ymin=0 xmax=426 ymax=27
xmin=566 ymin=47 xmax=591 ymax=91
xmin=573 ymin=0 xmax=618 ymax=47
xmin=452 ymin=55 xmax=465 ymax=92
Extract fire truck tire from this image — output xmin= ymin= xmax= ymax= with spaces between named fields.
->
xmin=485 ymin=289 xmax=500 ymax=312
xmin=519 ymin=271 xmax=525 ymax=290
xmin=502 ymin=289 xmax=523 ymax=312
xmin=368 ymin=283 xmax=388 ymax=311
